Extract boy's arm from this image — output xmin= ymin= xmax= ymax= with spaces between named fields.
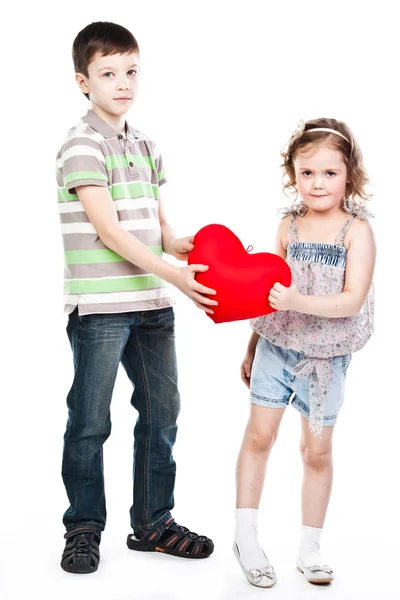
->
xmin=75 ymin=185 xmax=218 ymax=313
xmin=158 ymin=190 xmax=194 ymax=260
xmin=158 ymin=193 xmax=176 ymax=256
xmin=153 ymin=143 xmax=194 ymax=260
xmin=269 ymin=219 xmax=376 ymax=318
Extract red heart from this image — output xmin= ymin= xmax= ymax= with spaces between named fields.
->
xmin=188 ymin=224 xmax=292 ymax=324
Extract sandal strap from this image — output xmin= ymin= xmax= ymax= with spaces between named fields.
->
xmin=64 ymin=527 xmax=100 ymax=539
xmin=62 ymin=529 xmax=101 ymax=562
xmin=134 ymin=519 xmax=211 ymax=556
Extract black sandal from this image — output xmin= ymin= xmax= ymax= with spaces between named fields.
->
xmin=61 ymin=528 xmax=101 ymax=574
xmin=126 ymin=516 xmax=214 ymax=559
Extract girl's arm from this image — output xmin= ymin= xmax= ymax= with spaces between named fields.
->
xmin=247 ymin=330 xmax=261 ymax=352
xmin=275 ymin=216 xmax=290 ymax=260
xmin=244 ymin=218 xmax=290 ymax=352
xmin=270 ymin=218 xmax=376 ymax=318
xmin=241 ymin=218 xmax=292 ymax=385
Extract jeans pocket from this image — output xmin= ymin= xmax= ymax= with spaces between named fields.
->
xmin=143 ymin=307 xmax=175 ymax=330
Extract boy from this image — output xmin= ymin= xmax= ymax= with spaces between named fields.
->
xmin=56 ymin=21 xmax=216 ymax=574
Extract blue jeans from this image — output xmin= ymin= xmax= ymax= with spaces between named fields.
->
xmin=62 ymin=307 xmax=180 ymax=532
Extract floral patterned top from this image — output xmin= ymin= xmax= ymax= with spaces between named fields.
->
xmin=251 ymin=204 xmax=374 ymax=438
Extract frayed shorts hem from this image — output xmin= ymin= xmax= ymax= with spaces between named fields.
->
xmin=250 ymin=393 xmax=338 ymax=426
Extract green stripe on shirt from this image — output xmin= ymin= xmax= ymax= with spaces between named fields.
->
xmin=64 ymin=274 xmax=166 ymax=294
xmin=58 ymin=187 xmax=79 ymax=202
xmin=111 ymin=182 xmax=159 ymax=200
xmin=65 ymin=171 xmax=108 ymax=185
xmin=65 ymin=245 xmax=163 ymax=264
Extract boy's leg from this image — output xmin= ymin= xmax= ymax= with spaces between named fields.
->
xmin=62 ymin=310 xmax=131 ymax=532
xmin=120 ymin=307 xmax=180 ymax=530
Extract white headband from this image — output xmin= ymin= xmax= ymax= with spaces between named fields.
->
xmin=305 ymin=127 xmax=350 ymax=143
xmin=289 ymin=119 xmax=350 ymax=145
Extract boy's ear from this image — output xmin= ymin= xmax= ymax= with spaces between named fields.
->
xmin=75 ymin=72 xmax=89 ymax=95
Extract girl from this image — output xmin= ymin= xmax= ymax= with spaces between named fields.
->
xmin=233 ymin=118 xmax=375 ymax=587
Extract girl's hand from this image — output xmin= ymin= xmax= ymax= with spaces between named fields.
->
xmin=269 ymin=282 xmax=300 ymax=311
xmin=241 ymin=350 xmax=255 ymax=388
xmin=170 ymin=236 xmax=195 ymax=261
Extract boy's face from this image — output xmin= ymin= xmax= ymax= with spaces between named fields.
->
xmin=76 ymin=51 xmax=140 ymax=118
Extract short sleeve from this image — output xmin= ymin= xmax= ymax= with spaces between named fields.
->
xmin=154 ymin=145 xmax=167 ymax=187
xmin=57 ymin=135 xmax=109 ymax=195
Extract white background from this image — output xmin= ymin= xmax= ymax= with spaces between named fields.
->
xmin=1 ymin=1 xmax=399 ymax=599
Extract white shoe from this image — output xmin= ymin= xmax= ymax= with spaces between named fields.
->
xmin=233 ymin=542 xmax=277 ymax=588
xmin=296 ymin=557 xmax=334 ymax=584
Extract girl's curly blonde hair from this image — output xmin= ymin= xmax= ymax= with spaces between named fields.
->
xmin=281 ymin=118 xmax=371 ymax=203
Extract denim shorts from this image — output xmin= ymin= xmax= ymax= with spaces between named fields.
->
xmin=250 ymin=337 xmax=351 ymax=426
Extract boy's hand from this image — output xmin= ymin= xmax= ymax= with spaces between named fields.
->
xmin=241 ymin=349 xmax=256 ymax=388
xmin=172 ymin=265 xmax=218 ymax=314
xmin=268 ymin=282 xmax=300 ymax=311
xmin=169 ymin=236 xmax=195 ymax=261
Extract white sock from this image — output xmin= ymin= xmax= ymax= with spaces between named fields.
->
xmin=234 ymin=508 xmax=268 ymax=570
xmin=298 ymin=525 xmax=323 ymax=566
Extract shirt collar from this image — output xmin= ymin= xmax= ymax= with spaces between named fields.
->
xmin=83 ymin=109 xmax=135 ymax=140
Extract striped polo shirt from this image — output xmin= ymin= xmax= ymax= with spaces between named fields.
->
xmin=56 ymin=109 xmax=174 ymax=316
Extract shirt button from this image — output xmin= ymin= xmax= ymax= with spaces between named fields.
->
xmin=129 ymin=161 xmax=134 ymax=167
xmin=118 ymin=134 xmax=123 ymax=140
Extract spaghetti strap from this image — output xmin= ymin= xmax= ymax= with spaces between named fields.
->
xmin=287 ymin=214 xmax=299 ymax=244
xmin=334 ymin=216 xmax=356 ymax=245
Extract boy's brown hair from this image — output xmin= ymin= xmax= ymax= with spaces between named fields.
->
xmin=72 ymin=21 xmax=140 ymax=100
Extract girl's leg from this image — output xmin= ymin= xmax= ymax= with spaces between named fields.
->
xmin=234 ymin=404 xmax=285 ymax=570
xmin=298 ymin=416 xmax=334 ymax=565
xmin=236 ymin=404 xmax=285 ymax=508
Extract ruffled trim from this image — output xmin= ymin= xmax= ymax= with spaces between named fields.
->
xmin=278 ymin=202 xmax=307 ymax=218
xmin=278 ymin=199 xmax=374 ymax=220
xmin=343 ymin=199 xmax=374 ymax=219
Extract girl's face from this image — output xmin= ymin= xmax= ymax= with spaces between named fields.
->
xmin=293 ymin=143 xmax=348 ymax=213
